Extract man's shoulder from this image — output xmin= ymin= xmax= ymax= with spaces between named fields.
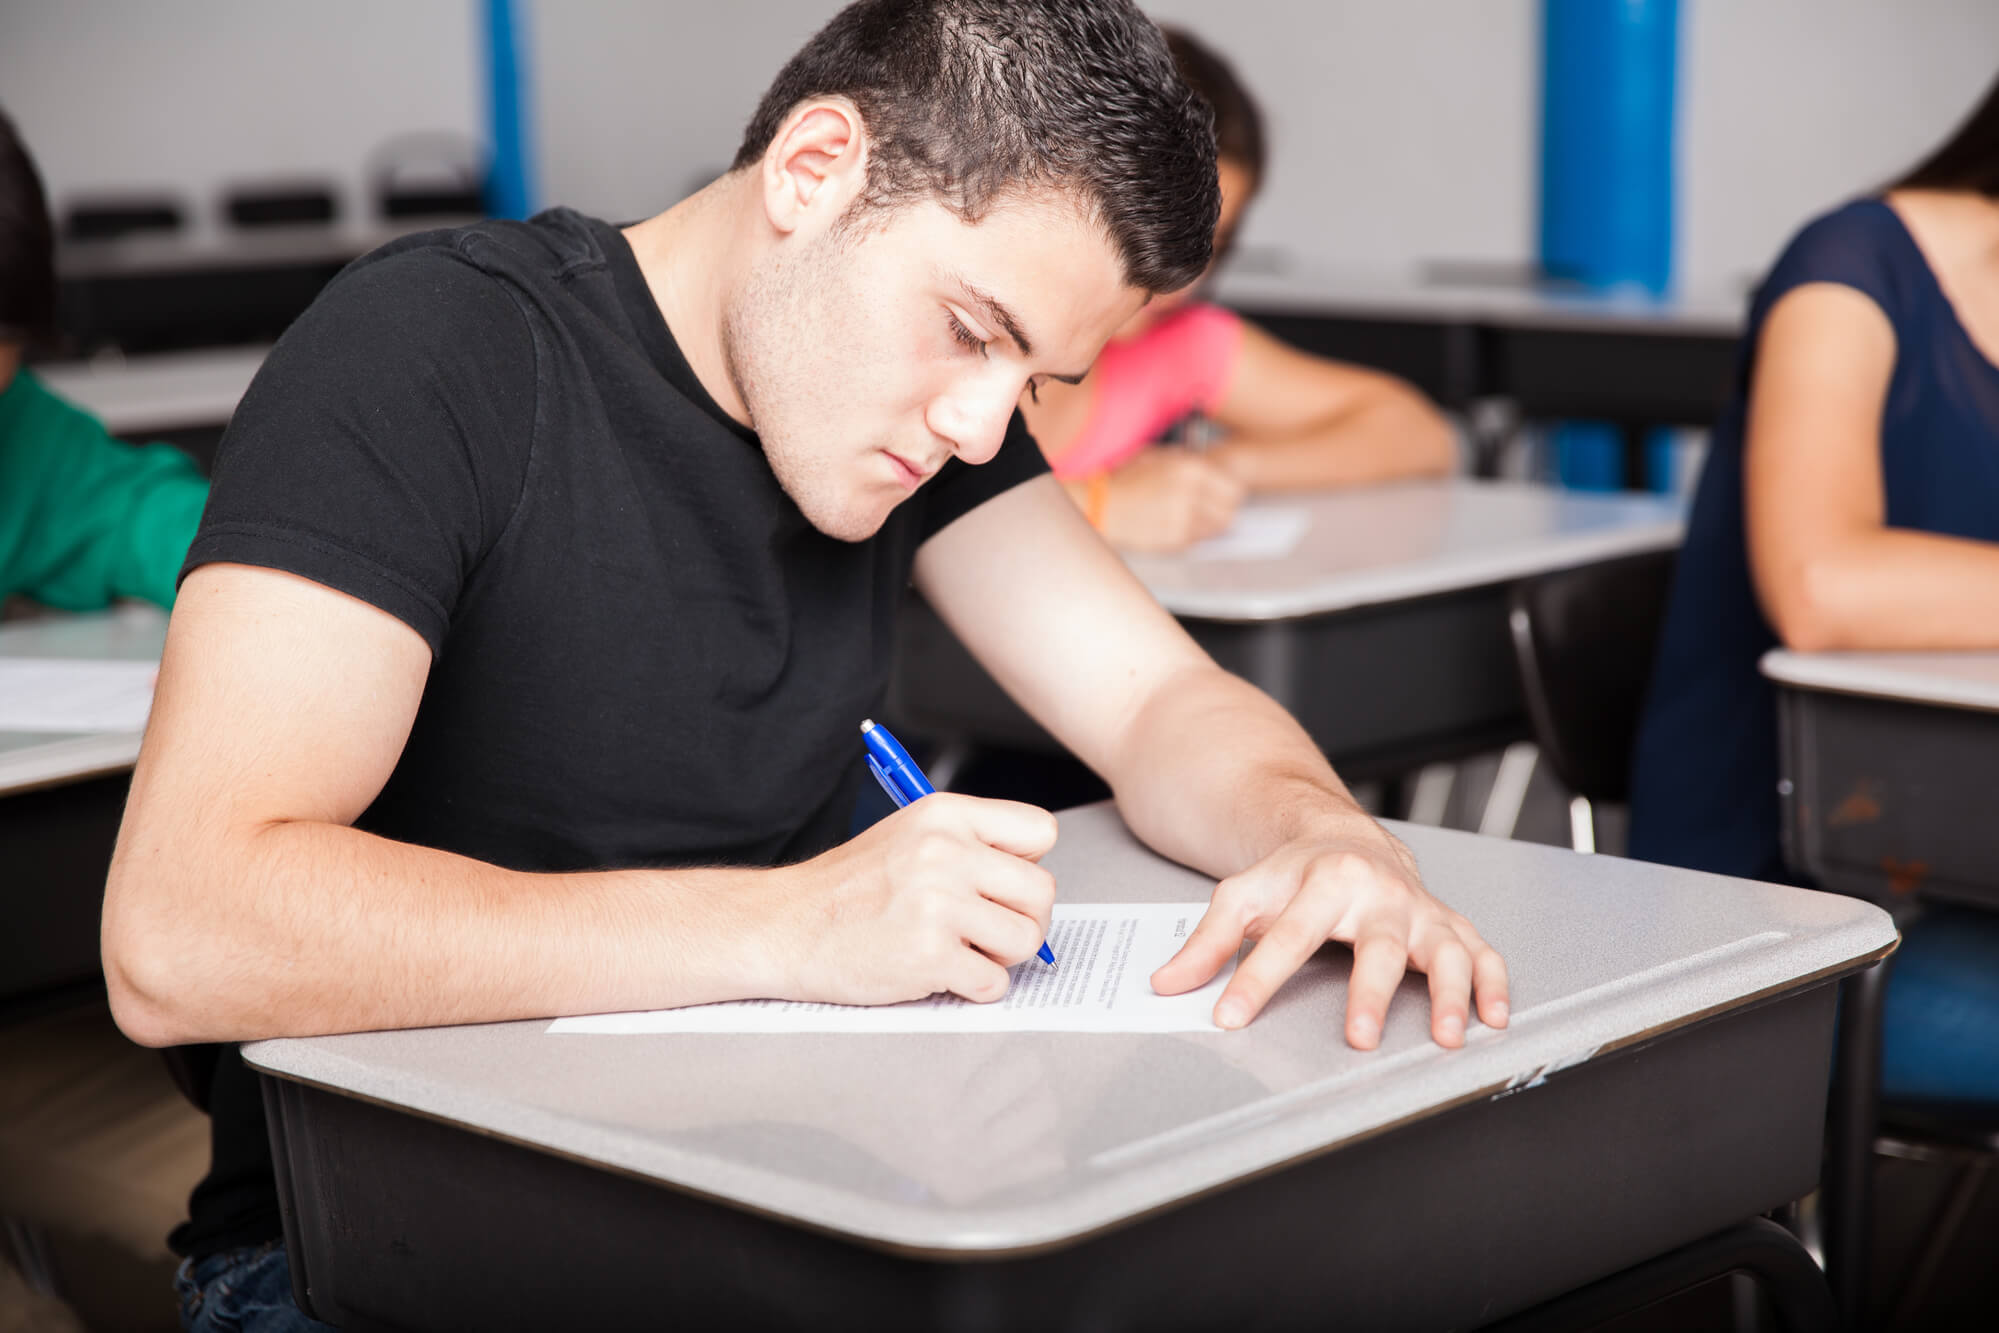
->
xmin=343 ymin=208 xmax=615 ymax=303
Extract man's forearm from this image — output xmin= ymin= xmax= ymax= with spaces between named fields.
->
xmin=1103 ymin=663 xmax=1382 ymax=880
xmin=103 ymin=817 xmax=788 ymax=1047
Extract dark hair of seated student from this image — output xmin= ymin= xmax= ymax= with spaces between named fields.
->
xmin=1891 ymin=69 xmax=1999 ymax=196
xmin=0 ymin=106 xmax=57 ymax=343
xmin=1162 ymin=25 xmax=1265 ymax=263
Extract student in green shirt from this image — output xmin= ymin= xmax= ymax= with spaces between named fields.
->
xmin=1 ymin=107 xmax=207 ymax=610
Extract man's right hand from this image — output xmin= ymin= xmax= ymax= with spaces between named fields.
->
xmin=776 ymin=794 xmax=1058 ymax=1006
xmin=1099 ymin=446 xmax=1246 ymax=553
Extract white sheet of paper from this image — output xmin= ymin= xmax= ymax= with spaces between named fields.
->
xmin=1184 ymin=506 xmax=1311 ymax=562
xmin=0 ymin=659 xmax=157 ymax=733
xmin=548 ymin=903 xmax=1233 ymax=1034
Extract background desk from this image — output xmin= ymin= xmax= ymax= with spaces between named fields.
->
xmin=55 ymin=219 xmax=478 ymax=356
xmin=246 ymin=803 xmax=1891 ymax=1332
xmin=1212 ymin=265 xmax=1744 ymax=483
xmin=37 ymin=345 xmax=264 ymax=472
xmin=1 ymin=607 xmax=166 ymax=1002
xmin=888 ymin=479 xmax=1683 ymax=781
xmin=1765 ymin=648 xmax=1999 ymax=910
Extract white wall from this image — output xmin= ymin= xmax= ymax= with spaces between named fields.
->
xmin=2 ymin=0 xmax=1995 ymax=289
xmin=0 ymin=0 xmax=479 ymax=243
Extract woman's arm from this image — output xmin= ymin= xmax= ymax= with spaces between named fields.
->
xmin=1203 ymin=322 xmax=1457 ymax=490
xmin=1745 ymin=282 xmax=1999 ymax=651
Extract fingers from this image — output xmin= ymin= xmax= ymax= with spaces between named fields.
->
xmin=960 ymin=893 xmax=1048 ymax=969
xmin=943 ymin=948 xmax=1012 ymax=1005
xmin=1151 ymin=897 xmax=1248 ymax=997
xmin=1414 ymin=927 xmax=1473 ymax=1048
xmin=1212 ymin=901 xmax=1332 ymax=1031
xmin=1468 ymin=927 xmax=1511 ymax=1030
xmin=1342 ymin=928 xmax=1411 ymax=1050
xmin=926 ymin=793 xmax=1059 ymax=861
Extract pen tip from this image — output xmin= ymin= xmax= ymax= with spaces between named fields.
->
xmin=859 ymin=718 xmax=876 ymax=734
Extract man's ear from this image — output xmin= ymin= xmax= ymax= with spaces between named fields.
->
xmin=759 ymin=98 xmax=869 ymax=237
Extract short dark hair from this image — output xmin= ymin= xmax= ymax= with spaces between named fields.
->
xmin=1162 ymin=27 xmax=1266 ymax=187
xmin=732 ymin=0 xmax=1219 ymax=294
xmin=1893 ymin=69 xmax=1999 ymax=199
xmin=0 ymin=106 xmax=57 ymax=339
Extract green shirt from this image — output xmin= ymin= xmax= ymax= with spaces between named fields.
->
xmin=0 ymin=367 xmax=209 ymax=609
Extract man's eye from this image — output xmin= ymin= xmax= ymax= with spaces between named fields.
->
xmin=947 ymin=313 xmax=989 ymax=358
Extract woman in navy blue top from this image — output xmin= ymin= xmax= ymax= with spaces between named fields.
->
xmin=1630 ymin=73 xmax=1999 ymax=1101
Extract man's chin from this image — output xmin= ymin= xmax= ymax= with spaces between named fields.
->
xmin=802 ymin=492 xmax=905 ymax=543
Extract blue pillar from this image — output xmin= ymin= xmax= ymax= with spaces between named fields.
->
xmin=1539 ymin=0 xmax=1680 ymax=490
xmin=483 ymin=0 xmax=538 ymax=220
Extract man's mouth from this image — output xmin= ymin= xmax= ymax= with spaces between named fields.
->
xmin=884 ymin=451 xmax=934 ymax=490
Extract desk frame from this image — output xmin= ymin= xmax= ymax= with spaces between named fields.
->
xmin=261 ymin=987 xmax=1841 ymax=1332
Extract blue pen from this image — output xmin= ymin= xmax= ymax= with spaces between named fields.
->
xmin=861 ymin=719 xmax=1056 ymax=967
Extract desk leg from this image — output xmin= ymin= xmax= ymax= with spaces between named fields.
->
xmin=1824 ymin=960 xmax=1891 ymax=1330
xmin=1482 ymin=1217 xmax=1836 ymax=1333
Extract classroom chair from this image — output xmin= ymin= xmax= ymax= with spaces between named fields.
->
xmin=1504 ymin=548 xmax=1676 ymax=853
xmin=1824 ymin=930 xmax=1999 ymax=1330
xmin=223 ymin=181 xmax=338 ymax=228
xmin=61 ymin=198 xmax=185 ymax=243
xmin=1507 ymin=554 xmax=1998 ymax=1327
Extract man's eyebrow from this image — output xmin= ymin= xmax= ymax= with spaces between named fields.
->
xmin=952 ymin=276 xmax=1089 ymax=383
xmin=957 ymin=279 xmax=1035 ymax=358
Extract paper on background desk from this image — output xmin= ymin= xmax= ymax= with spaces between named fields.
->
xmin=1184 ymin=506 xmax=1312 ymax=562
xmin=549 ymin=903 xmax=1233 ymax=1034
xmin=0 ymin=659 xmax=157 ymax=733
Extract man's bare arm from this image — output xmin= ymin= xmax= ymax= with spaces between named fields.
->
xmin=914 ymin=477 xmax=1507 ymax=1046
xmin=103 ymin=564 xmax=1056 ymax=1047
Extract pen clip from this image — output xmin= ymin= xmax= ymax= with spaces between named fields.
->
xmin=867 ymin=754 xmax=910 ymax=809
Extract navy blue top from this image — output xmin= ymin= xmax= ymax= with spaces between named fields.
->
xmin=1630 ymin=198 xmax=1999 ymax=881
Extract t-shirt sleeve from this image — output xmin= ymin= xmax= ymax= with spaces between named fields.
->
xmin=1751 ymin=199 xmax=1911 ymax=336
xmin=1182 ymin=303 xmax=1248 ymax=413
xmin=184 ymin=244 xmax=537 ymax=653
xmin=914 ymin=407 xmax=1052 ymax=542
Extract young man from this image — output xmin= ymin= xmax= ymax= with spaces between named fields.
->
xmin=104 ymin=2 xmax=1508 ymax=1322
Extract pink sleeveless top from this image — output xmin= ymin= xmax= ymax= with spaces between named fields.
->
xmin=1047 ymin=303 xmax=1246 ymax=479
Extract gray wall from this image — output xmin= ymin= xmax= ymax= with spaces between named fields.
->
xmin=3 ymin=0 xmax=1994 ymax=290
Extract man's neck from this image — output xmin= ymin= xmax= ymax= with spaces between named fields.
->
xmin=622 ymin=178 xmax=753 ymax=427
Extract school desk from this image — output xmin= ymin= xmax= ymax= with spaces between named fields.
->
xmin=888 ymin=478 xmax=1682 ymax=781
xmin=244 ymin=801 xmax=1890 ymax=1331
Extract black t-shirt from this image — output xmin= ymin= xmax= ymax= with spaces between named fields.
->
xmin=168 ymin=208 xmax=1048 ymax=1258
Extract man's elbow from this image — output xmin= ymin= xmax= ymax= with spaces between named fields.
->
xmin=101 ymin=863 xmax=206 ymax=1048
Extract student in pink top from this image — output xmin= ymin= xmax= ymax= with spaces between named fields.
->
xmin=1022 ymin=28 xmax=1456 ymax=553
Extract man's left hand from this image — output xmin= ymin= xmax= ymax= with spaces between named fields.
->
xmin=1150 ymin=827 xmax=1509 ymax=1049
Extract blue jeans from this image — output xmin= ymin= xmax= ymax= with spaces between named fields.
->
xmin=175 ymin=1240 xmax=335 ymax=1333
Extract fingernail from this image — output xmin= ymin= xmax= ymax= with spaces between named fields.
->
xmin=1491 ymin=1001 xmax=1510 ymax=1026
xmin=1215 ymin=1000 xmax=1246 ymax=1029
xmin=1350 ymin=1015 xmax=1378 ymax=1046
xmin=1440 ymin=1015 xmax=1464 ymax=1044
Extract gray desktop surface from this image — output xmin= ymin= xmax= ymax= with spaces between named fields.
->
xmin=1762 ymin=647 xmax=1999 ymax=713
xmin=1127 ymin=478 xmax=1683 ymax=622
xmin=245 ymin=802 xmax=1893 ymax=1258
xmin=0 ymin=606 xmax=165 ymax=796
